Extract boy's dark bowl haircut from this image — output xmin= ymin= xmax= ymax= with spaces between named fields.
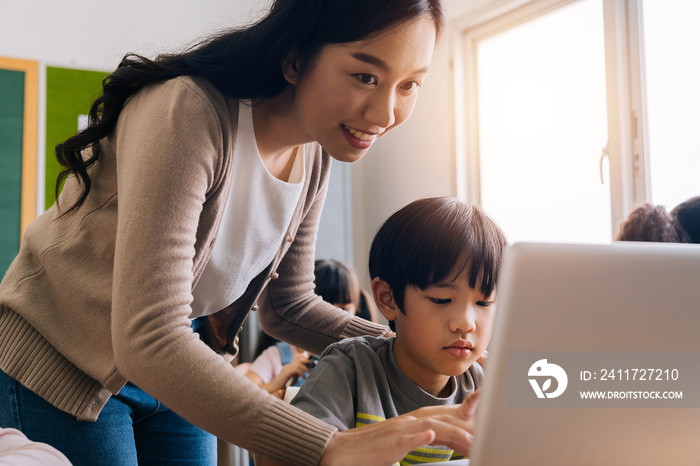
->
xmin=369 ymin=197 xmax=507 ymax=314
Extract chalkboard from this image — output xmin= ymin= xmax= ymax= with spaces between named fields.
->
xmin=0 ymin=57 xmax=38 ymax=278
xmin=0 ymin=69 xmax=24 ymax=276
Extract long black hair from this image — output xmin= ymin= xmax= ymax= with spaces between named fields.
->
xmin=54 ymin=0 xmax=445 ymax=214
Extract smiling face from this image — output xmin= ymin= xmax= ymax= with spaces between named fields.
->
xmin=373 ymin=272 xmax=497 ymax=397
xmin=285 ymin=16 xmax=437 ymax=162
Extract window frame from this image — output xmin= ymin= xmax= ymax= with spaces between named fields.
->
xmin=454 ymin=0 xmax=649 ymax=238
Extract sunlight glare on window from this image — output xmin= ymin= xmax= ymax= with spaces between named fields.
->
xmin=642 ymin=0 xmax=700 ymax=210
xmin=476 ymin=0 xmax=610 ymax=244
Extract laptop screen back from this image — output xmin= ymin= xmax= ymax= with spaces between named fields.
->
xmin=470 ymin=242 xmax=700 ymax=466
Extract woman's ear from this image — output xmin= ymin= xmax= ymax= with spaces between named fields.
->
xmin=371 ymin=277 xmax=399 ymax=322
xmin=282 ymin=47 xmax=301 ymax=85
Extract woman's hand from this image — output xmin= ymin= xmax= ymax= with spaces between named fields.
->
xmin=320 ymin=390 xmax=480 ymax=466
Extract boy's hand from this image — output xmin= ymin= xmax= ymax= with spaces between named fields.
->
xmin=411 ymin=389 xmax=480 ymax=438
xmin=257 ymin=392 xmax=480 ymax=466
xmin=476 ymin=350 xmax=488 ymax=368
xmin=317 ymin=390 xmax=480 ymax=466
xmin=457 ymin=389 xmax=480 ymax=431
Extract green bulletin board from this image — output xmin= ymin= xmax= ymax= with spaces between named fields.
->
xmin=45 ymin=66 xmax=108 ymax=209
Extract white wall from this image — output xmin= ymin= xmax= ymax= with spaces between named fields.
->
xmin=0 ymin=0 xmax=268 ymax=70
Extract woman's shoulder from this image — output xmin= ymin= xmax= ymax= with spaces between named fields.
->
xmin=172 ymin=75 xmax=229 ymax=105
xmin=145 ymin=75 xmax=224 ymax=100
xmin=128 ymin=75 xmax=238 ymax=128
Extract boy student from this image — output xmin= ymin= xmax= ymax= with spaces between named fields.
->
xmin=289 ymin=197 xmax=508 ymax=464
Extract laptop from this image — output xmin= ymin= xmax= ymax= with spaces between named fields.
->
xmin=468 ymin=242 xmax=700 ymax=466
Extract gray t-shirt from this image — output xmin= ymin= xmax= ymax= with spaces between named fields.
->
xmin=291 ymin=336 xmax=483 ymax=463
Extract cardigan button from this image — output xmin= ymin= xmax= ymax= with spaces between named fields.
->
xmin=285 ymin=235 xmax=295 ymax=243
xmin=251 ymin=303 xmax=259 ymax=311
xmin=270 ymin=271 xmax=279 ymax=280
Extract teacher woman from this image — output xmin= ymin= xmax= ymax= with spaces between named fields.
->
xmin=0 ymin=1 xmax=475 ymax=465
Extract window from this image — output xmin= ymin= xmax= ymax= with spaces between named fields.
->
xmin=457 ymin=0 xmax=700 ymax=242
xmin=641 ymin=0 xmax=700 ymax=209
xmin=475 ymin=0 xmax=609 ymax=243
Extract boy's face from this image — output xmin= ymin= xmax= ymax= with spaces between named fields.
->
xmin=373 ymin=273 xmax=496 ymax=397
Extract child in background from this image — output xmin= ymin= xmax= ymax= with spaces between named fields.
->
xmin=616 ymin=195 xmax=700 ymax=243
xmin=313 ymin=259 xmax=379 ymax=323
xmin=289 ymin=197 xmax=508 ymax=464
xmin=245 ymin=259 xmax=376 ymax=393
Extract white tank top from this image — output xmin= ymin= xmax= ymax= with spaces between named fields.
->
xmin=190 ymin=101 xmax=305 ymax=318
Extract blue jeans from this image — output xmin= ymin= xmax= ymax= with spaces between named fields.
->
xmin=0 ymin=369 xmax=216 ymax=466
